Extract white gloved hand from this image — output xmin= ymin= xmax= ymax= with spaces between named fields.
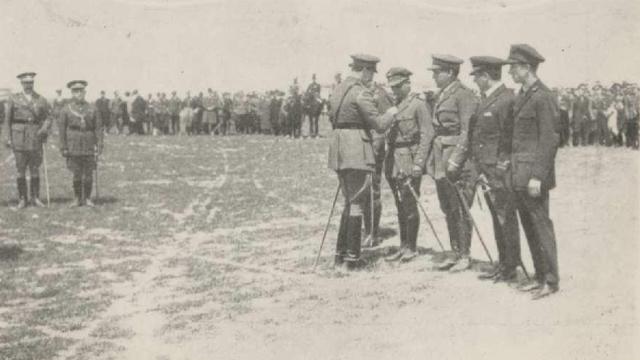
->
xmin=527 ymin=178 xmax=542 ymax=197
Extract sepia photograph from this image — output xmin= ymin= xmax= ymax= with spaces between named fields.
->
xmin=0 ymin=0 xmax=638 ymax=359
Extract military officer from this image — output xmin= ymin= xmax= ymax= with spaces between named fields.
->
xmin=426 ymin=55 xmax=479 ymax=272
xmin=382 ymin=68 xmax=434 ymax=262
xmin=328 ymin=54 xmax=399 ymax=269
xmin=59 ymin=81 xmax=104 ymax=207
xmin=467 ymin=56 xmax=522 ymax=282
xmin=505 ymin=44 xmax=560 ymax=299
xmin=3 ymin=72 xmax=52 ymax=209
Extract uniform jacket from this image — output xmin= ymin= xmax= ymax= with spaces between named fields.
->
xmin=3 ymin=91 xmax=52 ymax=152
xmin=95 ymin=97 xmax=110 ymax=117
xmin=327 ymin=76 xmax=395 ymax=171
xmin=469 ymin=84 xmax=515 ymax=189
xmin=168 ymin=96 xmax=182 ymax=115
xmin=385 ymin=93 xmax=434 ymax=179
xmin=59 ymin=100 xmax=103 ymax=156
xmin=571 ymin=96 xmax=591 ymax=125
xmin=510 ymin=80 xmax=559 ymax=191
xmin=426 ymin=80 xmax=478 ymax=180
xmin=110 ymin=97 xmax=124 ymax=116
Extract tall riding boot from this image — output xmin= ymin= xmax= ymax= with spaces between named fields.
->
xmin=401 ymin=207 xmax=420 ymax=262
xmin=31 ymin=177 xmax=45 ymax=207
xmin=345 ymin=215 xmax=363 ymax=269
xmin=72 ymin=180 xmax=83 ymax=207
xmin=84 ymin=178 xmax=95 ymax=207
xmin=335 ymin=210 xmax=350 ymax=266
xmin=16 ymin=178 xmax=28 ymax=209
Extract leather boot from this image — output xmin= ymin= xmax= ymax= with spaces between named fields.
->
xmin=84 ymin=179 xmax=95 ymax=207
xmin=71 ymin=180 xmax=83 ymax=207
xmin=31 ymin=177 xmax=45 ymax=207
xmin=16 ymin=178 xmax=28 ymax=209
xmin=400 ymin=209 xmax=419 ymax=263
xmin=345 ymin=216 xmax=364 ymax=269
xmin=334 ymin=211 xmax=349 ymax=267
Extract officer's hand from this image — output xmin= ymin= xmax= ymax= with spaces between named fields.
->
xmin=527 ymin=178 xmax=542 ymax=198
xmin=446 ymin=163 xmax=461 ymax=182
xmin=385 ymin=106 xmax=399 ymax=117
xmin=411 ymin=165 xmax=422 ymax=178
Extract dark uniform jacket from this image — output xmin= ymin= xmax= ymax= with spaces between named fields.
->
xmin=469 ymin=84 xmax=515 ymax=189
xmin=510 ymin=80 xmax=559 ymax=191
xmin=3 ymin=92 xmax=51 ymax=152
xmin=95 ymin=97 xmax=110 ymax=118
xmin=385 ymin=93 xmax=434 ymax=178
xmin=426 ymin=80 xmax=478 ymax=180
xmin=327 ymin=76 xmax=395 ymax=171
xmin=59 ymin=100 xmax=104 ymax=156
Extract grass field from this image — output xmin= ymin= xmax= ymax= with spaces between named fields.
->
xmin=0 ymin=132 xmax=638 ymax=360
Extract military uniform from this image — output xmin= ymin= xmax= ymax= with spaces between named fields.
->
xmin=168 ymin=93 xmax=182 ymax=135
xmin=382 ymin=68 xmax=434 ymax=262
xmin=505 ymin=44 xmax=560 ymax=297
xmin=59 ymin=81 xmax=104 ymax=206
xmin=305 ymin=76 xmax=323 ymax=137
xmin=362 ymin=83 xmax=395 ymax=246
xmin=328 ymin=54 xmax=398 ymax=268
xmin=3 ymin=72 xmax=52 ymax=207
xmin=467 ymin=56 xmax=521 ymax=281
xmin=426 ymin=55 xmax=479 ymax=269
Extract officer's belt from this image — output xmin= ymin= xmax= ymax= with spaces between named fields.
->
xmin=434 ymin=128 xmax=460 ymax=136
xmin=389 ymin=141 xmax=417 ymax=148
xmin=69 ymin=125 xmax=95 ymax=132
xmin=335 ymin=123 xmax=365 ymax=130
xmin=11 ymin=119 xmax=37 ymax=125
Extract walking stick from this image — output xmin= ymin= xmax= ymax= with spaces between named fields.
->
xmin=42 ymin=144 xmax=51 ymax=207
xmin=448 ymin=179 xmax=494 ymax=264
xmin=403 ymin=178 xmax=446 ymax=252
xmin=313 ymin=182 xmax=342 ymax=270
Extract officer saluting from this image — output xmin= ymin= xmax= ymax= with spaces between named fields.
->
xmin=382 ymin=68 xmax=434 ymax=263
xmin=328 ymin=54 xmax=399 ymax=269
xmin=3 ymin=72 xmax=52 ymax=209
xmin=505 ymin=44 xmax=560 ymax=299
xmin=467 ymin=56 xmax=522 ymax=282
xmin=426 ymin=55 xmax=479 ymax=272
xmin=59 ymin=81 xmax=104 ymax=207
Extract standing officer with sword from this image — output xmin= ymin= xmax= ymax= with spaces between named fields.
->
xmin=3 ymin=72 xmax=52 ymax=209
xmin=327 ymin=54 xmax=399 ymax=270
xmin=59 ymin=80 xmax=104 ymax=207
xmin=381 ymin=67 xmax=435 ymax=263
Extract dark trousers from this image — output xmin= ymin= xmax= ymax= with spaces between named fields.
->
xmin=308 ymin=115 xmax=319 ymax=137
xmin=514 ymin=190 xmax=559 ymax=286
xmin=572 ymin=121 xmax=589 ymax=146
xmin=626 ymin=118 xmax=639 ymax=149
xmin=436 ymin=177 xmax=472 ymax=257
xmin=363 ymin=144 xmax=384 ymax=239
xmin=388 ymin=176 xmax=421 ymax=251
xmin=471 ymin=187 xmax=521 ymax=270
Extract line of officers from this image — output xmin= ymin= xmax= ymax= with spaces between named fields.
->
xmin=328 ymin=43 xmax=560 ymax=300
xmin=3 ymin=74 xmax=103 ymax=208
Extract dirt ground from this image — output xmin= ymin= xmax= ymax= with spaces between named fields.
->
xmin=0 ymin=132 xmax=638 ymax=360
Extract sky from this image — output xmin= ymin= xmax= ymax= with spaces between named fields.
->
xmin=1 ymin=0 xmax=639 ymax=99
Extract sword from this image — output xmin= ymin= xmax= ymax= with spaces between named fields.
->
xmin=313 ymin=182 xmax=341 ymax=270
xmin=42 ymin=143 xmax=51 ymax=207
xmin=447 ymin=178 xmax=494 ymax=264
xmin=403 ymin=177 xmax=446 ymax=252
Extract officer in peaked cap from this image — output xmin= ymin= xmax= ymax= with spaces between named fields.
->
xmin=382 ymin=67 xmax=434 ymax=263
xmin=426 ymin=54 xmax=479 ymax=272
xmin=59 ymin=80 xmax=104 ymax=207
xmin=467 ymin=56 xmax=523 ymax=282
xmin=327 ymin=53 xmax=399 ymax=269
xmin=505 ymin=44 xmax=560 ymax=299
xmin=3 ymin=72 xmax=52 ymax=209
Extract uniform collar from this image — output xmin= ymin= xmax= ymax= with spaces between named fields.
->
xmin=483 ymin=81 xmax=503 ymax=98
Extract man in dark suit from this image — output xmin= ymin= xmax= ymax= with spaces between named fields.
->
xmin=505 ymin=44 xmax=560 ymax=299
xmin=467 ymin=56 xmax=522 ymax=282
xmin=571 ymin=85 xmax=591 ymax=146
xmin=130 ymin=90 xmax=146 ymax=135
xmin=328 ymin=54 xmax=399 ymax=269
